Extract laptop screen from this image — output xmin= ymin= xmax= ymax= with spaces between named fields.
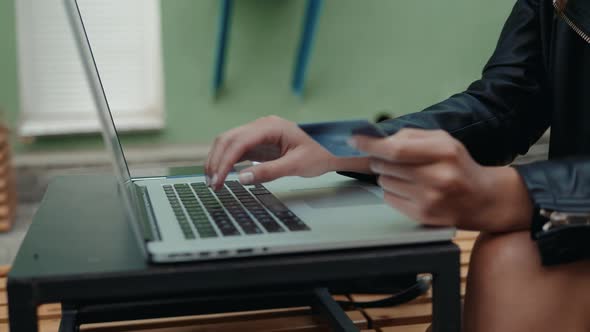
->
xmin=65 ymin=0 xmax=133 ymax=186
xmin=65 ymin=0 xmax=148 ymax=253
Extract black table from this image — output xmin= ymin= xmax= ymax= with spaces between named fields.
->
xmin=8 ymin=175 xmax=461 ymax=332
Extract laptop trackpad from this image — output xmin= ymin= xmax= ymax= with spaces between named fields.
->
xmin=289 ymin=186 xmax=382 ymax=209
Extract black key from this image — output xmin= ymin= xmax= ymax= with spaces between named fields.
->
xmin=219 ymin=227 xmax=240 ymax=236
xmin=251 ymin=190 xmax=310 ymax=232
xmin=241 ymin=226 xmax=262 ymax=235
xmin=254 ymin=194 xmax=289 ymax=213
xmin=193 ymin=224 xmax=217 ymax=238
xmin=259 ymin=220 xmax=284 ymax=233
xmin=251 ymin=209 xmax=267 ymax=216
xmin=195 ymin=196 xmax=240 ymax=237
xmin=225 ymin=209 xmax=262 ymax=234
xmin=281 ymin=218 xmax=310 ymax=231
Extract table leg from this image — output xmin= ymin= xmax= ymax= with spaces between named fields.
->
xmin=58 ymin=305 xmax=79 ymax=332
xmin=431 ymin=250 xmax=462 ymax=332
xmin=7 ymin=281 xmax=38 ymax=332
xmin=312 ymin=288 xmax=359 ymax=332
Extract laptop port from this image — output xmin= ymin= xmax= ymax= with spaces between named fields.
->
xmin=237 ymin=248 xmax=253 ymax=254
xmin=199 ymin=251 xmax=210 ymax=257
xmin=218 ymin=250 xmax=229 ymax=256
xmin=169 ymin=252 xmax=191 ymax=259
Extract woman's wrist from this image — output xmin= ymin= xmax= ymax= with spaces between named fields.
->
xmin=481 ymin=166 xmax=533 ymax=233
xmin=330 ymin=156 xmax=373 ymax=174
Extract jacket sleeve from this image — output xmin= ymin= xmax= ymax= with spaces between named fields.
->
xmin=341 ymin=0 xmax=590 ymax=265
xmin=513 ymin=159 xmax=590 ymax=266
xmin=377 ymin=0 xmax=551 ymax=166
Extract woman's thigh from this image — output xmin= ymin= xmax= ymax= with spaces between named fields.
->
xmin=463 ymin=231 xmax=590 ymax=332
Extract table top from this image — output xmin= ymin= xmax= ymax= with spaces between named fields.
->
xmin=8 ymin=175 xmax=457 ymax=304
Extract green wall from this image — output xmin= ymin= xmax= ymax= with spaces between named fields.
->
xmin=0 ymin=0 xmax=19 ymax=139
xmin=0 ymin=0 xmax=515 ymax=153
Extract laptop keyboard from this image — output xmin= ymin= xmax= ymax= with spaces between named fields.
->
xmin=163 ymin=181 xmax=310 ymax=239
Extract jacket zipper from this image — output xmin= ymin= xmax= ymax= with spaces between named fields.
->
xmin=538 ymin=2 xmax=590 ymax=232
xmin=553 ymin=0 xmax=590 ymax=44
xmin=541 ymin=209 xmax=590 ymax=231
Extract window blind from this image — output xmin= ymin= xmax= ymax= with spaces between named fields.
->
xmin=16 ymin=0 xmax=165 ymax=136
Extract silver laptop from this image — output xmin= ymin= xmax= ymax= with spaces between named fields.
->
xmin=65 ymin=0 xmax=455 ymax=263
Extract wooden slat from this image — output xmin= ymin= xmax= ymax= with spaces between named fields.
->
xmin=38 ymin=303 xmax=62 ymax=320
xmin=0 ymin=164 xmax=11 ymax=178
xmin=0 ymin=292 xmax=6 ymax=306
xmin=39 ymin=319 xmax=62 ymax=332
xmin=0 ymin=179 xmax=16 ymax=232
xmin=0 ymin=305 xmax=6 ymax=324
xmin=0 ymin=178 xmax=10 ymax=190
xmin=349 ymin=294 xmax=391 ymax=304
xmin=364 ymin=302 xmax=432 ymax=328
xmin=0 ymin=267 xmax=9 ymax=278
xmin=83 ymin=306 xmax=311 ymax=330
xmin=454 ymin=231 xmax=479 ymax=241
xmin=0 ymin=279 xmax=5 ymax=293
xmin=0 ymin=222 xmax=13 ymax=233
xmin=461 ymin=252 xmax=471 ymax=266
xmin=454 ymin=240 xmax=474 ymax=253
xmin=461 ymin=266 xmax=469 ymax=281
xmin=332 ymin=294 xmax=350 ymax=302
xmin=0 ymin=193 xmax=11 ymax=205
xmin=380 ymin=323 xmax=430 ymax=332
xmin=79 ymin=310 xmax=367 ymax=332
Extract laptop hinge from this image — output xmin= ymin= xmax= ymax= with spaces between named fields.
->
xmin=133 ymin=184 xmax=162 ymax=242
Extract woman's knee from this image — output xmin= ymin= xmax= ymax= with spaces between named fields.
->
xmin=469 ymin=231 xmax=541 ymax=280
xmin=465 ymin=230 xmax=590 ymax=331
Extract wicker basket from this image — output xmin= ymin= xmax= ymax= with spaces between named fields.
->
xmin=0 ymin=123 xmax=16 ymax=232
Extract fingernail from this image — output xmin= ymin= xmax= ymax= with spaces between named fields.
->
xmin=347 ymin=137 xmax=357 ymax=148
xmin=238 ymin=172 xmax=254 ymax=185
xmin=211 ymin=174 xmax=218 ymax=187
xmin=205 ymin=175 xmax=210 ymax=186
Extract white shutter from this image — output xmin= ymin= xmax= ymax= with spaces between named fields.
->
xmin=16 ymin=0 xmax=165 ymax=136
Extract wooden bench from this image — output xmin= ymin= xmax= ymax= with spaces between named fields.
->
xmin=0 ymin=231 xmax=476 ymax=331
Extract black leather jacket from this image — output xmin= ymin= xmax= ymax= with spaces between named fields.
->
xmin=375 ymin=0 xmax=590 ymax=265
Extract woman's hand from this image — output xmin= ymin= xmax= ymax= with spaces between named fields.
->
xmin=351 ymin=128 xmax=533 ymax=232
xmin=205 ymin=116 xmax=370 ymax=191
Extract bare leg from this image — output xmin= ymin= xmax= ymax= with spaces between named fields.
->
xmin=463 ymin=231 xmax=590 ymax=332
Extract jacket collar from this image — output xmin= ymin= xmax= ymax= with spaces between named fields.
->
xmin=555 ymin=0 xmax=590 ymax=42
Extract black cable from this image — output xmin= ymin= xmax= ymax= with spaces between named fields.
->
xmin=336 ymin=275 xmax=431 ymax=309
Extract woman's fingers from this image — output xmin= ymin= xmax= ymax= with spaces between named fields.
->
xmin=206 ymin=123 xmax=279 ymax=189
xmin=382 ymin=191 xmax=420 ymax=221
xmin=377 ymin=175 xmax=421 ymax=200
xmin=238 ymin=154 xmax=299 ymax=185
xmin=352 ymin=129 xmax=458 ymax=164
xmin=205 ymin=126 xmax=242 ymax=186
xmin=213 ymin=130 xmax=281 ymax=190
xmin=369 ymin=159 xmax=415 ymax=181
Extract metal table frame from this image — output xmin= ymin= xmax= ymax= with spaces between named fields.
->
xmin=7 ymin=175 xmax=461 ymax=332
xmin=9 ymin=242 xmax=460 ymax=332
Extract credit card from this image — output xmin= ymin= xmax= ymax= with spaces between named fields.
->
xmin=299 ymin=120 xmax=387 ymax=157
